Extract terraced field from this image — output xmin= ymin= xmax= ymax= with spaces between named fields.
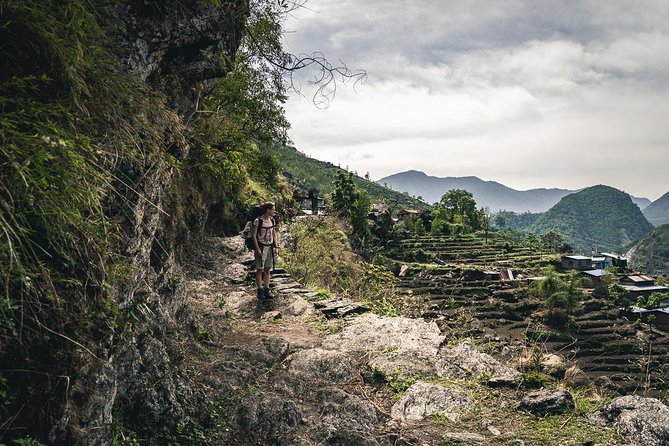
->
xmin=390 ymin=233 xmax=669 ymax=397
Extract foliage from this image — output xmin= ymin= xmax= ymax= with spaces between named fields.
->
xmin=531 ymin=268 xmax=583 ymax=326
xmin=637 ymin=292 xmax=669 ymax=310
xmin=530 ymin=185 xmax=653 ymax=253
xmin=627 ymin=224 xmax=669 ymax=275
xmin=431 ymin=189 xmax=483 ymax=235
xmin=492 ymin=211 xmax=540 ymax=232
xmin=331 ymin=171 xmax=372 ymax=245
xmin=540 ymin=230 xmax=573 ymax=253
xmin=608 ymin=284 xmax=633 ymax=310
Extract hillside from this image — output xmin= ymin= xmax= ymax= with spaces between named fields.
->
xmin=627 ymin=224 xmax=669 ymax=274
xmin=642 ymin=191 xmax=669 ymax=226
xmin=530 ymin=185 xmax=653 ymax=253
xmin=379 ymin=170 xmax=651 ymax=212
xmin=270 ymin=146 xmax=426 ymax=208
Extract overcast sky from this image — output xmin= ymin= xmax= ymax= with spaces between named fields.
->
xmin=282 ymin=0 xmax=669 ymax=200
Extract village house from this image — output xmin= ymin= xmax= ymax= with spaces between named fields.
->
xmin=397 ymin=208 xmax=420 ymax=221
xmin=619 ymin=274 xmax=669 ymax=299
xmin=561 ymin=255 xmax=593 ymax=270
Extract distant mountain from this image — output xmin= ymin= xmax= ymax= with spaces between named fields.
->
xmin=530 ymin=185 xmax=654 ymax=253
xmin=378 ymin=170 xmax=573 ymax=212
xmin=642 ymin=191 xmax=669 ymax=226
xmin=269 ymin=146 xmax=425 ymax=208
xmin=378 ymin=170 xmax=651 ymax=213
xmin=627 ymin=224 xmax=669 ymax=275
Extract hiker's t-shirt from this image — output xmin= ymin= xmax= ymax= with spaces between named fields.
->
xmin=256 ymin=217 xmax=275 ymax=246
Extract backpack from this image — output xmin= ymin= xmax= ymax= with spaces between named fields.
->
xmin=241 ymin=205 xmax=275 ymax=251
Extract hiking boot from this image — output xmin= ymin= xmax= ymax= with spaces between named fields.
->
xmin=256 ymin=288 xmax=264 ymax=300
xmin=263 ymin=287 xmax=273 ymax=299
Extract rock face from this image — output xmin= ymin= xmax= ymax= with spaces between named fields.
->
xmin=391 ymin=381 xmax=473 ymax=422
xmin=590 ymin=395 xmax=669 ymax=446
xmin=288 ymin=348 xmax=359 ymax=384
xmin=110 ymin=0 xmax=247 ymax=111
xmin=517 ymin=389 xmax=574 ymax=415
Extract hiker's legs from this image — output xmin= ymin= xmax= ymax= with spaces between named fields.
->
xmin=255 ymin=268 xmax=263 ymax=288
xmin=263 ymin=267 xmax=271 ymax=288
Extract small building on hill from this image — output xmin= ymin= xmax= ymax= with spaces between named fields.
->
xmin=619 ymin=275 xmax=669 ymax=299
xmin=397 ymin=209 xmax=420 ymax=221
xmin=591 ymin=256 xmax=611 ymax=270
xmin=600 ymin=252 xmax=628 ymax=269
xmin=620 ymin=275 xmax=655 ymax=287
xmin=562 ymin=255 xmax=593 ymax=270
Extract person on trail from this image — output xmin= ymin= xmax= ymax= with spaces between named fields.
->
xmin=253 ymin=201 xmax=279 ymax=299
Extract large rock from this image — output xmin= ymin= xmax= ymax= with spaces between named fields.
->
xmin=323 ymin=313 xmax=444 ymax=354
xmin=437 ymin=342 xmax=521 ymax=386
xmin=323 ymin=314 xmax=444 ymax=379
xmin=589 ymin=395 xmax=669 ymax=446
xmin=517 ymin=389 xmax=574 ymax=415
xmin=234 ymin=392 xmax=303 ymax=442
xmin=288 ymin=348 xmax=359 ymax=384
xmin=391 ymin=381 xmax=473 ymax=422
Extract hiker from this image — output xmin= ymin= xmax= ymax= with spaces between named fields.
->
xmin=253 ymin=201 xmax=279 ymax=299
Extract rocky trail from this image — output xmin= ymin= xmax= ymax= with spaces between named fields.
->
xmin=179 ymin=236 xmax=669 ymax=446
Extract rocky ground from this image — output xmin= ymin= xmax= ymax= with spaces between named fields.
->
xmin=180 ymin=236 xmax=669 ymax=446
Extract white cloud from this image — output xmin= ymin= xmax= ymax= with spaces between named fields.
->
xmin=282 ymin=1 xmax=669 ymax=199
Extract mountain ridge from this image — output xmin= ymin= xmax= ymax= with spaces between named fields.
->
xmin=379 ymin=170 xmax=651 ymax=213
xmin=642 ymin=191 xmax=669 ymax=227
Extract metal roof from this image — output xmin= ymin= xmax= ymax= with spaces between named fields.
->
xmin=564 ymin=255 xmax=591 ymax=260
xmin=621 ymin=285 xmax=669 ymax=292
xmin=582 ymin=269 xmax=608 ymax=277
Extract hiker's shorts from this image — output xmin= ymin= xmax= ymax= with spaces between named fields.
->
xmin=255 ymin=245 xmax=274 ymax=270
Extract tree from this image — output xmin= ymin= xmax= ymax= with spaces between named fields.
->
xmin=541 ymin=230 xmax=566 ymax=253
xmin=433 ymin=189 xmax=482 ymax=234
xmin=332 ymin=171 xmax=371 ymax=246
xmin=332 ymin=171 xmax=357 ymax=216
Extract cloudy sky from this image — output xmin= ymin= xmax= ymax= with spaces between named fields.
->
xmin=281 ymin=0 xmax=669 ymax=200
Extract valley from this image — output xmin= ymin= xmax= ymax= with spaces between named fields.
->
xmin=385 ymin=232 xmax=669 ymax=397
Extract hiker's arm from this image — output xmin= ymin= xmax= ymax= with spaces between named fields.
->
xmin=252 ymin=220 xmax=261 ymax=255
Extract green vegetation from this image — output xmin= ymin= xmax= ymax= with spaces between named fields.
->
xmin=431 ymin=189 xmax=483 ymax=235
xmin=332 ymin=171 xmax=372 ymax=245
xmin=530 ymin=185 xmax=653 ymax=252
xmin=530 ymin=268 xmax=584 ymax=326
xmin=627 ymin=224 xmax=669 ymax=274
xmin=637 ymin=292 xmax=669 ymax=309
xmin=268 ymin=145 xmax=425 ymax=208
xmin=428 ymin=380 xmax=623 ymax=446
xmin=492 ymin=211 xmax=540 ymax=232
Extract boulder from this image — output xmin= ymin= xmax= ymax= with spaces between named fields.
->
xmin=323 ymin=313 xmax=444 ymax=354
xmin=517 ymin=389 xmax=574 ymax=415
xmin=234 ymin=393 xmax=303 ymax=442
xmin=589 ymin=395 xmax=669 ymax=446
xmin=563 ymin=365 xmax=590 ymax=388
xmin=437 ymin=342 xmax=521 ymax=386
xmin=541 ymin=354 xmax=567 ymax=378
xmin=391 ymin=381 xmax=474 ymax=422
xmin=287 ymin=348 xmax=359 ymax=384
xmin=318 ymin=387 xmax=378 ymax=430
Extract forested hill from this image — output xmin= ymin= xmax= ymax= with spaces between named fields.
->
xmin=269 ymin=146 xmax=426 ymax=208
xmin=643 ymin=191 xmax=669 ymax=226
xmin=627 ymin=224 xmax=669 ymax=274
xmin=530 ymin=185 xmax=654 ymax=253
